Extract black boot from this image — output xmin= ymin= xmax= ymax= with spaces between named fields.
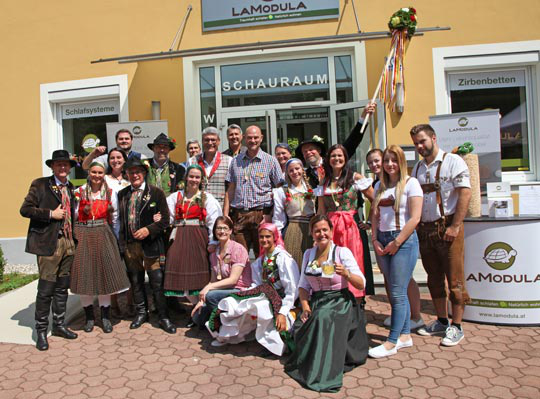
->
xmin=129 ymin=271 xmax=148 ymax=329
xmin=83 ymin=305 xmax=95 ymax=333
xmin=101 ymin=306 xmax=113 ymax=333
xmin=35 ymin=279 xmax=55 ymax=351
xmin=148 ymin=269 xmax=176 ymax=334
xmin=51 ymin=276 xmax=78 ymax=339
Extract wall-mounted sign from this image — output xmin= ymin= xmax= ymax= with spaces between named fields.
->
xmin=202 ymin=0 xmax=339 ymax=31
xmin=62 ymin=100 xmax=118 ymax=119
xmin=106 ymin=120 xmax=168 ymax=159
xmin=429 ymin=109 xmax=502 ymax=191
xmin=449 ymin=70 xmax=526 ymax=91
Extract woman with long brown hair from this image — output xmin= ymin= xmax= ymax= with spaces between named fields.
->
xmin=317 ymin=144 xmax=373 ymax=298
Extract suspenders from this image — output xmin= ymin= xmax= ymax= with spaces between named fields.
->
xmin=377 ymin=177 xmax=411 ymax=230
xmin=415 ymin=152 xmax=448 ymax=221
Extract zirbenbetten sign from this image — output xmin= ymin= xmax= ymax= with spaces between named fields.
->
xmin=201 ymin=0 xmax=339 ymax=31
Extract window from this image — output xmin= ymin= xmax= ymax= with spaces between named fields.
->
xmin=199 ymin=67 xmax=216 ymax=128
xmin=220 ymin=57 xmax=330 ymax=107
xmin=449 ymin=69 xmax=531 ymax=172
xmin=433 ymin=41 xmax=540 ymax=182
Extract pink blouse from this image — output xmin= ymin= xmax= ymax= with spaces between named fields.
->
xmin=298 ymin=243 xmax=365 ymax=293
xmin=209 ymin=240 xmax=252 ymax=290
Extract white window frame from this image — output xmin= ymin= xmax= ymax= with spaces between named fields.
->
xmin=183 ymin=41 xmax=368 ymax=147
xmin=40 ymin=75 xmax=129 ymax=176
xmin=433 ymin=40 xmax=540 ymax=183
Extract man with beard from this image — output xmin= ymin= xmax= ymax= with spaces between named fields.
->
xmin=296 ymin=102 xmax=376 ymax=187
xmin=410 ymin=124 xmax=471 ymax=346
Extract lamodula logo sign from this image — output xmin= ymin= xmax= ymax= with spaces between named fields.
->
xmin=450 ymin=116 xmax=478 ymax=133
xmin=467 ymin=242 xmax=539 ymax=283
xmin=232 ymin=0 xmax=307 ymax=17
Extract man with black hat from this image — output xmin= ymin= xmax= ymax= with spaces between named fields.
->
xmin=144 ymin=133 xmax=185 ymax=196
xmin=117 ymin=156 xmax=176 ymax=334
xmin=20 ymin=150 xmax=79 ymax=350
xmin=296 ymin=103 xmax=376 ymax=187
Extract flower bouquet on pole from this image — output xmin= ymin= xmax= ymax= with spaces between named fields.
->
xmin=361 ymin=7 xmax=417 ymax=135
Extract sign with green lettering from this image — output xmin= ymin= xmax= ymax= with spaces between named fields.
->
xmin=201 ymin=0 xmax=339 ymax=31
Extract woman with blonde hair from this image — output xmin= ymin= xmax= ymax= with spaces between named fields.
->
xmin=368 ymin=145 xmax=423 ymax=358
xmin=273 ymin=158 xmax=316 ymax=269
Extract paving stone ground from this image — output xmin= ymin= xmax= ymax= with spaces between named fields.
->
xmin=1 ymin=294 xmax=539 ymax=399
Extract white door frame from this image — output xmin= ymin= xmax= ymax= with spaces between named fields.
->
xmin=219 ymin=109 xmax=277 ymax=154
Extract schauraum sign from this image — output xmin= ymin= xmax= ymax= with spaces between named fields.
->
xmin=201 ymin=0 xmax=339 ymax=31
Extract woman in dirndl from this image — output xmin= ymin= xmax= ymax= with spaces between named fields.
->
xmin=164 ymin=164 xmax=222 ymax=304
xmin=273 ymin=158 xmax=316 ymax=269
xmin=285 ymin=214 xmax=368 ymax=392
xmin=316 ymin=144 xmax=374 ymax=299
xmin=70 ymin=161 xmax=130 ymax=333
xmin=207 ymin=223 xmax=299 ymax=355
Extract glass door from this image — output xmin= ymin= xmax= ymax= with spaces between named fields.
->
xmin=220 ymin=109 xmax=277 ymax=154
xmin=330 ymin=100 xmax=385 ymax=171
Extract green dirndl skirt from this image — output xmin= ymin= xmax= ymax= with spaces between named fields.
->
xmin=284 ymin=289 xmax=368 ymax=392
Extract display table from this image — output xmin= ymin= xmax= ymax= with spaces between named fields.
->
xmin=463 ymin=216 xmax=540 ymax=325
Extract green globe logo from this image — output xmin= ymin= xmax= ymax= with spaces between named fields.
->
xmin=458 ymin=117 xmax=468 ymax=127
xmin=483 ymin=242 xmax=517 ymax=270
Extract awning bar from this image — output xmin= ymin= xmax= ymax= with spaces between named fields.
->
xmin=91 ymin=26 xmax=450 ymax=65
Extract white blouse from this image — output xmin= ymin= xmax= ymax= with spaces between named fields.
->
xmin=314 ymin=176 xmax=373 ymax=196
xmin=104 ymin=174 xmax=130 ymax=194
xmin=250 ymin=246 xmax=300 ymax=316
xmin=166 ymin=190 xmax=222 ymax=242
xmin=272 ymin=183 xmax=313 ymax=232
xmin=298 ymin=242 xmax=365 ymax=292
xmin=374 ymin=177 xmax=423 ymax=232
xmin=74 ymin=184 xmax=120 ymax=238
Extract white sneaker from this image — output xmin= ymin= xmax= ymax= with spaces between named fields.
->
xmin=368 ymin=343 xmax=397 ymax=358
xmin=396 ymin=338 xmax=413 ymax=350
xmin=211 ymin=339 xmax=226 ymax=347
xmin=440 ymin=325 xmax=464 ymax=347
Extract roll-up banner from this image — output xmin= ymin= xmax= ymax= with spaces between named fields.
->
xmin=106 ymin=120 xmax=168 ymax=159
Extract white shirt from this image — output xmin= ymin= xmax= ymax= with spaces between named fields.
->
xmin=104 ymin=175 xmax=130 ymax=194
xmin=188 ymin=152 xmax=216 ymax=177
xmin=272 ymin=183 xmax=312 ymax=232
xmin=374 ymin=178 xmax=423 ymax=232
xmin=313 ymin=176 xmax=373 ymax=196
xmin=298 ymin=242 xmax=365 ymax=292
xmin=166 ymin=190 xmax=222 ymax=242
xmin=412 ymin=150 xmax=471 ymax=222
xmin=250 ymin=247 xmax=299 ymax=316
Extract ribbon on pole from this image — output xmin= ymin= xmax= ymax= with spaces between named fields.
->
xmin=360 ymin=7 xmax=418 ymax=135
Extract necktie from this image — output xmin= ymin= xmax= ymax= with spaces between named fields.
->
xmin=60 ymin=185 xmax=73 ymax=241
xmin=128 ymin=189 xmax=143 ymax=235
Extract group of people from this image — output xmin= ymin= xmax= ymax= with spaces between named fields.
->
xmin=21 ymin=102 xmax=472 ymax=392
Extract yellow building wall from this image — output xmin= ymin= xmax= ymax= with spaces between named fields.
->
xmin=1 ymin=0 xmax=540 ymax=238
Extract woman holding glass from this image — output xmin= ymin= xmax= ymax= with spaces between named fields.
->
xmin=368 ymin=145 xmax=422 ymax=358
xmin=285 ymin=214 xmax=368 ymax=392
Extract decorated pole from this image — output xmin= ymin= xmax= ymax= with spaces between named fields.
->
xmin=361 ymin=7 xmax=418 ymax=135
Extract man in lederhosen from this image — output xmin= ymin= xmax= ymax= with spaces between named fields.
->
xmin=410 ymin=124 xmax=472 ymax=346
xmin=20 ymin=150 xmax=79 ymax=351
xmin=117 ymin=156 xmax=176 ymax=334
